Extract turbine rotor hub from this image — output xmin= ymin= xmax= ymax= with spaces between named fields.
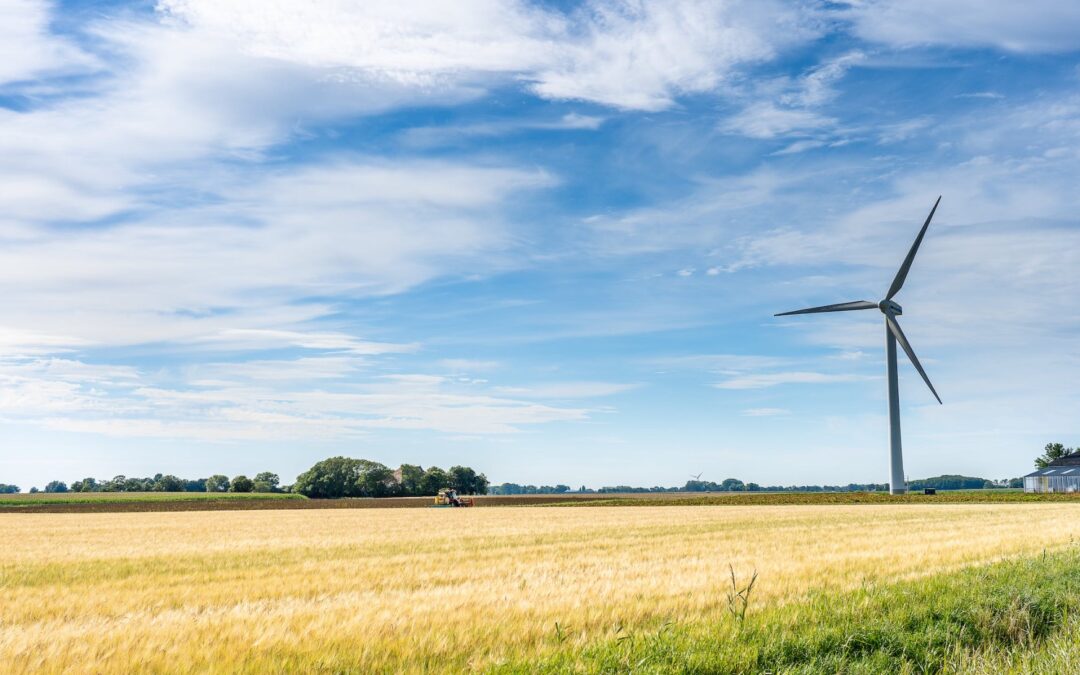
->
xmin=879 ymin=299 xmax=902 ymax=315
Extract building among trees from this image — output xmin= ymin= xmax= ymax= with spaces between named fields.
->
xmin=1024 ymin=450 xmax=1080 ymax=493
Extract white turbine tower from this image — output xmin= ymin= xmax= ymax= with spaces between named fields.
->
xmin=776 ymin=197 xmax=943 ymax=495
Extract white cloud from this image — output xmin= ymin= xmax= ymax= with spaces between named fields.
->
xmin=0 ymin=158 xmax=551 ymax=351
xmin=716 ymin=371 xmax=872 ymax=389
xmin=722 ymin=102 xmax=835 ymax=139
xmin=400 ymin=112 xmax=607 ymax=147
xmin=876 ymin=116 xmax=934 ymax=145
xmin=653 ymin=354 xmax=792 ymax=375
xmin=721 ymin=51 xmax=863 ymax=145
xmin=584 ymin=168 xmax=792 ymax=255
xmin=531 ymin=0 xmax=811 ymax=110
xmin=559 ymin=112 xmax=606 ymax=130
xmin=158 ymin=0 xmax=557 ymax=81
xmin=741 ymin=407 xmax=790 ymax=416
xmin=160 ymin=0 xmax=818 ymax=111
xmin=0 ymin=355 xmax=593 ymax=440
xmin=196 ymin=330 xmax=413 ymax=355
xmin=0 ymin=0 xmax=97 ymax=85
xmin=771 ymin=139 xmax=828 ymax=155
xmin=845 ymin=0 xmax=1080 ymax=53
xmin=779 ymin=51 xmax=865 ymax=108
xmin=494 ymin=381 xmax=638 ymax=398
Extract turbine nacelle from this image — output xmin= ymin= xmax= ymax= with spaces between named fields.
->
xmin=878 ymin=300 xmax=902 ymax=316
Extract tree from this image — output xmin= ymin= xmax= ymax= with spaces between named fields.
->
xmin=292 ymin=457 xmax=395 ymax=498
xmin=206 ymin=475 xmax=230 ymax=492
xmin=230 ymin=475 xmax=254 ymax=493
xmin=474 ymin=473 xmax=490 ymax=495
xmin=1035 ymin=442 xmax=1074 ymax=469
xmin=124 ymin=477 xmax=150 ymax=492
xmin=29 ymin=487 xmax=39 ymax=493
xmin=720 ymin=478 xmax=745 ymax=492
xmin=448 ymin=466 xmax=477 ymax=494
xmin=184 ymin=478 xmax=207 ymax=492
xmin=0 ymin=484 xmax=19 ymax=494
xmin=153 ymin=475 xmax=185 ymax=492
xmin=908 ymin=475 xmax=989 ymax=491
xmin=446 ymin=466 xmax=489 ymax=495
xmin=252 ymin=472 xmax=280 ymax=493
xmin=71 ymin=477 xmax=97 ymax=492
xmin=397 ymin=464 xmax=424 ymax=496
xmin=419 ymin=466 xmax=450 ymax=496
xmin=102 ymin=475 xmax=126 ymax=492
xmin=44 ymin=480 xmax=68 ymax=493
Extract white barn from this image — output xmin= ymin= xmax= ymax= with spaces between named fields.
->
xmin=1024 ymin=452 xmax=1080 ymax=493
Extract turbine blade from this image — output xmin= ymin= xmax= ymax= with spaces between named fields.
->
xmin=885 ymin=196 xmax=941 ymax=301
xmin=775 ymin=300 xmax=877 ymax=317
xmin=885 ymin=315 xmax=942 ymax=404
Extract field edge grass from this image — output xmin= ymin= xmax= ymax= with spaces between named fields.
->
xmin=493 ymin=544 xmax=1080 ymax=674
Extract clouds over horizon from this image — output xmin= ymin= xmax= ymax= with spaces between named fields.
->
xmin=2 ymin=0 xmax=1079 ymax=486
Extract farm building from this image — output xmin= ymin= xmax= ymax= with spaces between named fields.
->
xmin=1024 ymin=451 xmax=1080 ymax=493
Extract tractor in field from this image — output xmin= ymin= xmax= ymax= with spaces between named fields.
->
xmin=432 ymin=488 xmax=475 ymax=507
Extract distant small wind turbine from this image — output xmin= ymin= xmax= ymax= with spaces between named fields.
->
xmin=775 ymin=197 xmax=943 ymax=495
xmin=690 ymin=472 xmax=703 ymax=481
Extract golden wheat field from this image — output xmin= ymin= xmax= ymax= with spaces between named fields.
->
xmin=3 ymin=503 xmax=1080 ymax=673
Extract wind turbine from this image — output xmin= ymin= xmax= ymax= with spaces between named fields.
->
xmin=775 ymin=197 xmax=943 ymax=495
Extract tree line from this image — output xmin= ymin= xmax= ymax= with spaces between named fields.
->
xmin=489 ymin=474 xmax=1025 ymax=495
xmin=27 ymin=472 xmax=286 ymax=495
xmin=7 ymin=456 xmax=489 ymax=498
xmin=10 ymin=441 xmax=1066 ymax=496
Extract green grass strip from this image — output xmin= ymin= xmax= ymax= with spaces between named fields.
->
xmin=495 ymin=546 xmax=1080 ymax=674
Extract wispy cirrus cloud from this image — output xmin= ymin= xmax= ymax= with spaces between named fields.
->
xmin=715 ymin=371 xmax=872 ymax=390
xmin=844 ymin=0 xmax=1080 ymax=53
xmin=494 ymin=381 xmax=639 ymax=399
xmin=0 ymin=0 xmax=97 ymax=85
xmin=160 ymin=0 xmax=820 ymax=111
xmin=741 ymin=407 xmax=790 ymax=417
xmin=0 ymin=353 xmax=592 ymax=441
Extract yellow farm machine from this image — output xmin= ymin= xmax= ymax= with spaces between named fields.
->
xmin=432 ymin=488 xmax=475 ymax=507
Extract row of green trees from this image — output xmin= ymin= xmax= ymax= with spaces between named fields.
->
xmin=489 ymin=483 xmax=573 ymax=495
xmin=488 ymin=475 xmax=1030 ymax=495
xmin=50 ymin=472 xmax=285 ymax=494
xmin=13 ymin=442 xmax=1066 ymax=496
xmin=18 ymin=459 xmax=489 ymax=499
xmin=292 ymin=458 xmax=488 ymax=498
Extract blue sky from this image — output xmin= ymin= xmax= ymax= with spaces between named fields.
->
xmin=1 ymin=0 xmax=1079 ymax=489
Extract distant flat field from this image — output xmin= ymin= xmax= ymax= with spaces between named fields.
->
xmin=3 ymin=503 xmax=1080 ymax=673
xmin=2 ymin=489 xmax=1076 ymax=513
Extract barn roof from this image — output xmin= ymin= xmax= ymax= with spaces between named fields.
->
xmin=1023 ymin=451 xmax=1080 ymax=476
xmin=1024 ymin=466 xmax=1080 ymax=478
xmin=1049 ymin=451 xmax=1080 ymax=466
